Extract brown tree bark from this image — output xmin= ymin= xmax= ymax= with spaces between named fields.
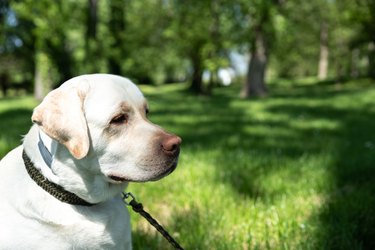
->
xmin=108 ymin=0 xmax=126 ymax=75
xmin=241 ymin=27 xmax=268 ymax=98
xmin=189 ymin=51 xmax=204 ymax=94
xmin=351 ymin=48 xmax=360 ymax=78
xmin=87 ymin=0 xmax=98 ymax=40
xmin=85 ymin=0 xmax=99 ymax=72
xmin=368 ymin=42 xmax=375 ymax=79
xmin=34 ymin=51 xmax=52 ymax=100
xmin=318 ymin=21 xmax=329 ymax=80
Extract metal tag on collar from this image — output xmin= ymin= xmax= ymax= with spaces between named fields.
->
xmin=122 ymin=192 xmax=136 ymax=205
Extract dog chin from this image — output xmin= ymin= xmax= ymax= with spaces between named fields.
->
xmin=148 ymin=161 xmax=178 ymax=182
xmin=107 ymin=160 xmax=178 ymax=184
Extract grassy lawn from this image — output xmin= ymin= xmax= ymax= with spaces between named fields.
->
xmin=1 ymin=79 xmax=375 ymax=249
xmin=0 ymin=96 xmax=37 ymax=157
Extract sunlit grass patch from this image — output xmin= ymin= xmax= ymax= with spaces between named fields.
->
xmin=1 ymin=79 xmax=375 ymax=249
xmin=132 ymin=79 xmax=375 ymax=249
xmin=0 ymin=96 xmax=36 ymax=157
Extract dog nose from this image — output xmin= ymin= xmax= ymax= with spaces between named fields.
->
xmin=161 ymin=135 xmax=181 ymax=155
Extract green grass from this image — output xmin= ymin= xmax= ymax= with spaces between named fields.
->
xmin=0 ymin=96 xmax=37 ymax=157
xmin=1 ymin=79 xmax=375 ymax=249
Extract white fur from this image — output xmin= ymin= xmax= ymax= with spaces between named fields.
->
xmin=0 ymin=74 xmax=180 ymax=249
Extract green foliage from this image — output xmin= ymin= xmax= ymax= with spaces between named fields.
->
xmin=0 ymin=0 xmax=375 ymax=94
xmin=123 ymin=0 xmax=185 ymax=84
xmin=169 ymin=0 xmax=235 ymax=92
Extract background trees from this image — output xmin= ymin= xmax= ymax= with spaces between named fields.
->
xmin=237 ymin=0 xmax=281 ymax=98
xmin=0 ymin=0 xmax=374 ymax=98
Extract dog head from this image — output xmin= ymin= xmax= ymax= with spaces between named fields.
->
xmin=32 ymin=74 xmax=181 ymax=184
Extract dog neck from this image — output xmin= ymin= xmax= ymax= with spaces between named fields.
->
xmin=22 ymin=150 xmax=96 ymax=206
xmin=19 ymin=127 xmax=96 ymax=206
xmin=23 ymin=125 xmax=127 ymax=204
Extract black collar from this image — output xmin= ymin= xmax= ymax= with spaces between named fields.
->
xmin=22 ymin=150 xmax=96 ymax=207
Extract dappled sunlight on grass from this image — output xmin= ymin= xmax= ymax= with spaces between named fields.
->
xmin=133 ymin=79 xmax=375 ymax=249
xmin=1 ymin=79 xmax=375 ymax=249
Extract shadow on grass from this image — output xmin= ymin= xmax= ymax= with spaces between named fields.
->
xmin=145 ymin=89 xmax=270 ymax=198
xmin=266 ymin=88 xmax=375 ymax=248
xmin=321 ymin=109 xmax=375 ymax=249
xmin=270 ymin=77 xmax=375 ymax=100
xmin=1 ymin=80 xmax=374 ymax=248
xmin=0 ymin=108 xmax=33 ymax=158
xmin=146 ymin=80 xmax=375 ymax=248
xmin=146 ymin=87 xmax=340 ymax=200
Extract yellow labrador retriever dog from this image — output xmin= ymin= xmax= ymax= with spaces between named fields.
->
xmin=0 ymin=74 xmax=181 ymax=249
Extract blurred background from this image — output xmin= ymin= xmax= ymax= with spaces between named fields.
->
xmin=1 ymin=0 xmax=375 ymax=249
xmin=0 ymin=0 xmax=374 ymax=98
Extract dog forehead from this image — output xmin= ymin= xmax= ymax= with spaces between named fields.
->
xmin=62 ymin=74 xmax=143 ymax=98
xmin=79 ymin=74 xmax=146 ymax=122
xmin=88 ymin=75 xmax=144 ymax=102
xmin=97 ymin=75 xmax=143 ymax=94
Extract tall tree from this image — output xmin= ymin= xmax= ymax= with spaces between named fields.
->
xmin=85 ymin=0 xmax=101 ymax=73
xmin=0 ymin=0 xmax=8 ymax=45
xmin=122 ymin=0 xmax=184 ymax=84
xmin=241 ymin=24 xmax=268 ymax=97
xmin=12 ymin=0 xmax=54 ymax=99
xmin=0 ymin=0 xmax=10 ymax=96
xmin=171 ymin=0 xmax=232 ymax=94
xmin=12 ymin=0 xmax=82 ymax=99
xmin=108 ymin=0 xmax=126 ymax=75
xmin=270 ymin=0 xmax=342 ymax=80
xmin=315 ymin=0 xmax=335 ymax=80
xmin=344 ymin=0 xmax=375 ymax=78
xmin=239 ymin=1 xmax=280 ymax=98
xmin=172 ymin=0 xmax=209 ymax=93
xmin=317 ymin=20 xmax=329 ymax=80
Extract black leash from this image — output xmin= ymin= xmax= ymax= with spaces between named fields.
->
xmin=122 ymin=192 xmax=184 ymax=250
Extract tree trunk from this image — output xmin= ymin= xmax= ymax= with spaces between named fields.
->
xmin=47 ymin=35 xmax=74 ymax=84
xmin=318 ymin=21 xmax=329 ymax=80
xmin=34 ymin=51 xmax=52 ymax=100
xmin=108 ymin=0 xmax=126 ymax=75
xmin=241 ymin=28 xmax=268 ymax=98
xmin=206 ymin=70 xmax=217 ymax=95
xmin=351 ymin=48 xmax=360 ymax=78
xmin=368 ymin=42 xmax=375 ymax=79
xmin=189 ymin=51 xmax=204 ymax=94
xmin=205 ymin=0 xmax=220 ymax=96
xmin=0 ymin=73 xmax=9 ymax=96
xmin=87 ymin=0 xmax=98 ymax=40
xmin=85 ymin=0 xmax=99 ymax=72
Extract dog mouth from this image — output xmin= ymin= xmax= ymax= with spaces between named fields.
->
xmin=107 ymin=159 xmax=178 ymax=184
xmin=108 ymin=175 xmax=128 ymax=183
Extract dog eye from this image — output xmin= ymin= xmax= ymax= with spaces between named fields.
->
xmin=110 ymin=114 xmax=128 ymax=125
xmin=145 ymin=108 xmax=149 ymax=115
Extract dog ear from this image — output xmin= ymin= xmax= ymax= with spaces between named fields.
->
xmin=32 ymin=83 xmax=90 ymax=159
